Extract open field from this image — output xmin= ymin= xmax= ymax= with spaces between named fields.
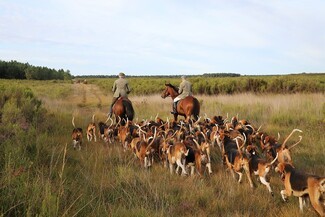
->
xmin=0 ymin=79 xmax=324 ymax=217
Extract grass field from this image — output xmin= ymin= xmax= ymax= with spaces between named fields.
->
xmin=0 ymin=79 xmax=324 ymax=217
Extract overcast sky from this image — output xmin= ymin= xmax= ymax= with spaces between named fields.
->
xmin=1 ymin=0 xmax=324 ymax=76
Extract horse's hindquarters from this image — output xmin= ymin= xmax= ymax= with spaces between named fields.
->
xmin=113 ymin=98 xmax=134 ymax=123
xmin=178 ymin=96 xmax=200 ymax=121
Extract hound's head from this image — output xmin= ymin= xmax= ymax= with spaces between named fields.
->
xmin=275 ymin=162 xmax=294 ymax=181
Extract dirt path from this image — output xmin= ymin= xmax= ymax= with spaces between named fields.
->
xmin=68 ymin=83 xmax=111 ymax=119
xmin=71 ymin=83 xmax=106 ymax=105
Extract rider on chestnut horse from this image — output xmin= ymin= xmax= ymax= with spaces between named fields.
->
xmin=108 ymin=72 xmax=131 ymax=118
xmin=171 ymin=75 xmax=192 ymax=115
xmin=161 ymin=76 xmax=200 ymax=122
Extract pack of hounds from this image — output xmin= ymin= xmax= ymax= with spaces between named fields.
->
xmin=72 ymin=114 xmax=325 ymax=216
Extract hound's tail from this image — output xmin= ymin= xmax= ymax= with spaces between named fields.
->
xmin=72 ymin=117 xmax=76 ymax=128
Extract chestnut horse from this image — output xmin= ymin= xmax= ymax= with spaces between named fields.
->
xmin=161 ymin=83 xmax=200 ymax=122
xmin=112 ymin=97 xmax=134 ymax=125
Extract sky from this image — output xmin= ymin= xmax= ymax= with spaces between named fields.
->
xmin=0 ymin=0 xmax=324 ymax=76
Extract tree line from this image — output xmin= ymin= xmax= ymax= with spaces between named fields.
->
xmin=0 ymin=60 xmax=72 ymax=80
xmin=75 ymin=72 xmax=241 ymax=79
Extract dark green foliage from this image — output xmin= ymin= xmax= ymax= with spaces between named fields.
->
xmin=0 ymin=86 xmax=61 ymax=216
xmin=202 ymin=72 xmax=240 ymax=77
xmin=0 ymin=60 xmax=72 ymax=80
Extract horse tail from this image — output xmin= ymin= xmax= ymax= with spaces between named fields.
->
xmin=123 ymin=99 xmax=134 ymax=121
xmin=193 ymin=98 xmax=200 ymax=121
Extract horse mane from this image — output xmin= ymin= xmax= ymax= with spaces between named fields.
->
xmin=166 ymin=83 xmax=179 ymax=92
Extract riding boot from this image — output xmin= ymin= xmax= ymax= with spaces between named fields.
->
xmin=108 ymin=97 xmax=118 ymax=117
xmin=171 ymin=101 xmax=178 ymax=115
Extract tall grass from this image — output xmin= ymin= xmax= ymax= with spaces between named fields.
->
xmin=0 ymin=80 xmax=324 ymax=216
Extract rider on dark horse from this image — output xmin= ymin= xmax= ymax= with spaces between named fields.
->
xmin=108 ymin=72 xmax=131 ymax=118
xmin=171 ymin=75 xmax=192 ymax=115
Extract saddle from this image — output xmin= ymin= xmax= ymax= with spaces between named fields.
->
xmin=113 ymin=96 xmax=129 ymax=107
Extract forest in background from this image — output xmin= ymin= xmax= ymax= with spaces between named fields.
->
xmin=0 ymin=60 xmax=72 ymax=80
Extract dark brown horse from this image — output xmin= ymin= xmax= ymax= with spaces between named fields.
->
xmin=112 ymin=97 xmax=134 ymax=125
xmin=161 ymin=83 xmax=200 ymax=122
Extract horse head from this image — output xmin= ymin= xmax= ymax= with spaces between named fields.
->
xmin=161 ymin=83 xmax=179 ymax=99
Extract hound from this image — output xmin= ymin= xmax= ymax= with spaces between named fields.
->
xmin=223 ymin=137 xmax=254 ymax=188
xmin=184 ymin=137 xmax=212 ymax=177
xmin=86 ymin=114 xmax=96 ymax=142
xmin=71 ymin=117 xmax=83 ymax=150
xmin=98 ymin=117 xmax=114 ymax=143
xmin=246 ymin=145 xmax=278 ymax=195
xmin=209 ymin=124 xmax=219 ymax=148
xmin=275 ymin=162 xmax=325 ymax=216
xmin=167 ymin=141 xmax=189 ymax=176
xmin=193 ymin=132 xmax=212 ymax=175
xmin=133 ymin=128 xmax=157 ymax=168
xmin=262 ymin=129 xmax=303 ymax=164
xmin=130 ymin=124 xmax=150 ymax=157
xmin=118 ymin=119 xmax=132 ymax=151
xmin=98 ymin=121 xmax=108 ymax=140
